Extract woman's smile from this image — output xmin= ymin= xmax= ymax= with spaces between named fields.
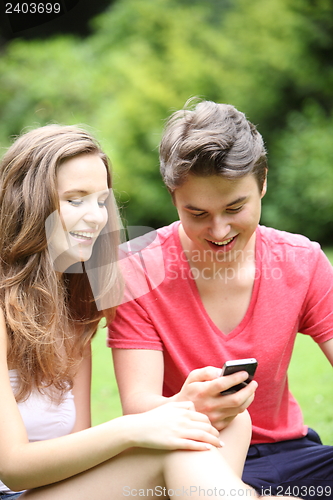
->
xmin=49 ymin=153 xmax=109 ymax=271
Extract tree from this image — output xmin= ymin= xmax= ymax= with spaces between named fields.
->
xmin=0 ymin=0 xmax=332 ymax=241
xmin=263 ymin=102 xmax=333 ymax=243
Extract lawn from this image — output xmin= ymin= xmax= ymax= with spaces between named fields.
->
xmin=91 ymin=247 xmax=333 ymax=444
xmin=91 ymin=327 xmax=122 ymax=424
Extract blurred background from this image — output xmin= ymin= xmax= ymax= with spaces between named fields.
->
xmin=1 ymin=0 xmax=333 ymax=243
xmin=1 ymin=0 xmax=333 ymax=443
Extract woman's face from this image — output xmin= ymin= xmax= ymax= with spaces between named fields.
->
xmin=47 ymin=153 xmax=109 ymax=271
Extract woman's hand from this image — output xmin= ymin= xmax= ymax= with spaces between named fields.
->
xmin=126 ymin=401 xmax=222 ymax=451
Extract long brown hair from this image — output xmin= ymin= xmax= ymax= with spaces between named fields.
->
xmin=0 ymin=125 xmax=122 ymax=402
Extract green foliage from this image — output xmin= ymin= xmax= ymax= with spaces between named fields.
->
xmin=262 ymin=103 xmax=333 ymax=242
xmin=0 ymin=36 xmax=95 ymax=137
xmin=1 ymin=0 xmax=333 ymax=240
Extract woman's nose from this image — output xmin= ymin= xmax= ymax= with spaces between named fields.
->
xmin=83 ymin=201 xmax=105 ymax=225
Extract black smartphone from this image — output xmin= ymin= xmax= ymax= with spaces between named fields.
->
xmin=220 ymin=358 xmax=258 ymax=395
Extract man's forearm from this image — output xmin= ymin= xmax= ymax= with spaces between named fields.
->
xmin=121 ymin=391 xmax=180 ymax=415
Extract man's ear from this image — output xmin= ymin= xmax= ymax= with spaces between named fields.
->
xmin=261 ymin=172 xmax=268 ymax=198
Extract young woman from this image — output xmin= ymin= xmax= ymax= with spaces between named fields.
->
xmin=0 ymin=124 xmax=294 ymax=500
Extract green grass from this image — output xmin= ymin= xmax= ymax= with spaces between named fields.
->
xmin=91 ymin=248 xmax=333 ymax=444
xmin=289 ymin=335 xmax=333 ymax=445
xmin=324 ymin=247 xmax=333 ymax=263
xmin=91 ymin=327 xmax=122 ymax=425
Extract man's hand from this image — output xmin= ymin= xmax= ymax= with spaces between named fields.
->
xmin=174 ymin=366 xmax=257 ymax=431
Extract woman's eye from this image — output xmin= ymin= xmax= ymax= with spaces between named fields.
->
xmin=68 ymin=199 xmax=82 ymax=206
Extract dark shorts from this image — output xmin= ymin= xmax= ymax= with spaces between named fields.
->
xmin=0 ymin=494 xmax=23 ymax=499
xmin=243 ymin=429 xmax=333 ymax=499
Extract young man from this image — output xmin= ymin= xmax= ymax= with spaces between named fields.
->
xmin=108 ymin=100 xmax=333 ymax=498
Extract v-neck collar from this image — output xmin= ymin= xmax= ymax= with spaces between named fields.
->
xmin=172 ymin=222 xmax=262 ymax=339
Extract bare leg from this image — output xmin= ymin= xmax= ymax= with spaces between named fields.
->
xmin=19 ymin=445 xmax=297 ymax=500
xmin=163 ymin=412 xmax=299 ymax=500
xmin=21 ymin=448 xmax=169 ymax=500
xmin=20 ymin=413 xmax=298 ymax=500
xmin=164 ymin=446 xmax=300 ymax=499
xmin=219 ymin=410 xmax=252 ymax=476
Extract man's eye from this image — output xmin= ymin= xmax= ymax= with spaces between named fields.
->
xmin=68 ymin=200 xmax=82 ymax=206
xmin=226 ymin=206 xmax=243 ymax=214
xmin=191 ymin=212 xmax=206 ymax=218
xmin=98 ymin=201 xmax=107 ymax=208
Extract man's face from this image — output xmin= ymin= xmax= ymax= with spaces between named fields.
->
xmin=173 ymin=173 xmax=266 ymax=264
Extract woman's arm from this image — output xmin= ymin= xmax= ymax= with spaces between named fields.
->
xmin=0 ymin=311 xmax=220 ymax=492
xmin=71 ymin=343 xmax=92 ymax=432
xmin=112 ymin=348 xmax=257 ymax=431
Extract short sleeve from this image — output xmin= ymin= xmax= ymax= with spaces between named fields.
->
xmin=299 ymin=248 xmax=333 ymax=343
xmin=108 ymin=229 xmax=167 ymax=351
xmin=107 ymin=298 xmax=163 ymax=351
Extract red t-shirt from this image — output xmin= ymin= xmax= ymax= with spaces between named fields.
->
xmin=108 ymin=223 xmax=333 ymax=444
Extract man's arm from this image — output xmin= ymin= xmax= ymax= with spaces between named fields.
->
xmin=112 ymin=349 xmax=166 ymax=413
xmin=319 ymin=337 xmax=333 ymax=366
xmin=112 ymin=348 xmax=257 ymax=431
